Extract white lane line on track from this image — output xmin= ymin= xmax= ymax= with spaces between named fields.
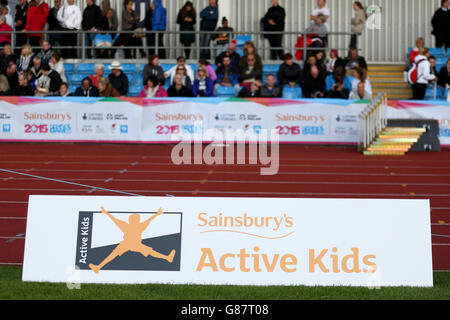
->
xmin=4 ymin=168 xmax=450 ymax=177
xmin=3 ymin=160 xmax=450 ymax=170
xmin=1 ymin=187 xmax=450 ymax=197
xmin=3 ymin=177 xmax=450 ymax=187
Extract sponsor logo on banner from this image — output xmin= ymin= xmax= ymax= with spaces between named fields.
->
xmin=82 ymin=113 xmax=104 ymax=121
xmin=0 ymin=113 xmax=11 ymax=120
xmin=24 ymin=112 xmax=72 ymax=122
xmin=335 ymin=115 xmax=357 ymax=123
xmin=156 ymin=113 xmax=203 ymax=122
xmin=275 ymin=113 xmax=325 ymax=123
xmin=215 ymin=113 xmax=236 ymax=121
xmin=76 ymin=207 xmax=181 ymax=273
xmin=24 ymin=124 xmax=72 ymax=134
xmin=2 ymin=123 xmax=11 ymax=132
xmin=120 ymin=125 xmax=129 ymax=134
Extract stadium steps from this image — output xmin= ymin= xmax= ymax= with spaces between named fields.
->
xmin=368 ymin=64 xmax=411 ymax=100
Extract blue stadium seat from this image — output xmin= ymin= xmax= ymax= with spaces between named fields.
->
xmin=128 ymin=86 xmax=142 ymax=97
xmin=69 ymin=85 xmax=78 ymax=94
xmin=161 ymin=64 xmax=174 ymax=72
xmin=235 ymin=35 xmax=252 ymax=47
xmin=425 ymin=85 xmax=445 ymax=100
xmin=163 ymin=83 xmax=170 ymax=91
xmin=64 ymin=64 xmax=76 ymax=74
xmin=121 ymin=63 xmax=137 ymax=74
xmin=139 ymin=64 xmax=146 ymax=73
xmin=282 ymin=86 xmax=302 ymax=99
xmin=216 ymin=86 xmax=237 ymax=97
xmin=191 ymin=64 xmax=198 ymax=74
xmin=263 ymin=65 xmax=279 ymax=75
xmin=429 ymin=47 xmax=446 ymax=58
xmin=69 ymin=74 xmax=85 ymax=85
xmin=235 ymin=49 xmax=244 ymax=57
xmin=132 ymin=75 xmax=143 ymax=87
xmin=77 ymin=63 xmax=95 ymax=74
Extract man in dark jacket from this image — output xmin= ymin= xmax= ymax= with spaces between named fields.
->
xmin=39 ymin=63 xmax=62 ymax=95
xmin=303 ymin=65 xmax=326 ymax=98
xmin=259 ymin=74 xmax=282 ymax=97
xmin=17 ymin=72 xmax=36 ymax=96
xmin=47 ymin=0 xmax=63 ymax=48
xmin=199 ymin=0 xmax=218 ymax=59
xmin=262 ymin=0 xmax=286 ymax=60
xmin=75 ymin=77 xmax=99 ymax=97
xmin=14 ymin=0 xmax=28 ymax=57
xmin=277 ymin=52 xmax=303 ymax=87
xmin=431 ymin=0 xmax=450 ymax=50
xmin=5 ymin=61 xmax=19 ymax=95
xmin=82 ymin=0 xmax=103 ymax=58
xmin=108 ymin=61 xmax=129 ymax=96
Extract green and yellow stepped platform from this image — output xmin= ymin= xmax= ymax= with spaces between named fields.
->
xmin=363 ymin=127 xmax=427 ymax=156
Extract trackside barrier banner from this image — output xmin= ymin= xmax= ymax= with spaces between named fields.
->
xmin=0 ymin=97 xmax=368 ymax=144
xmin=387 ymin=100 xmax=450 ymax=146
xmin=23 ymin=195 xmax=433 ymax=287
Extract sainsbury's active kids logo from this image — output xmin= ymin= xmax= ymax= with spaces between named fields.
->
xmin=75 ymin=206 xmax=181 ymax=273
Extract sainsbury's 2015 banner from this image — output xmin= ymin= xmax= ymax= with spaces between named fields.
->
xmin=0 ymin=97 xmax=368 ymax=144
xmin=23 ymin=195 xmax=433 ymax=287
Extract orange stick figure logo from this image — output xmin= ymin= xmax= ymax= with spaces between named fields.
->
xmin=89 ymin=206 xmax=176 ymax=274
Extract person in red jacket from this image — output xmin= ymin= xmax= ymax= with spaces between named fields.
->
xmin=0 ymin=16 xmax=12 ymax=46
xmin=24 ymin=0 xmax=49 ymax=48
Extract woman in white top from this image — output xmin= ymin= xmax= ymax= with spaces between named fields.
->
xmin=351 ymin=67 xmax=372 ymax=97
xmin=49 ymin=52 xmax=67 ymax=83
xmin=18 ymin=44 xmax=33 ymax=72
xmin=412 ymin=48 xmax=436 ymax=100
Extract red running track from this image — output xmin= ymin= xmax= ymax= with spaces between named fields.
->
xmin=0 ymin=143 xmax=449 ymax=270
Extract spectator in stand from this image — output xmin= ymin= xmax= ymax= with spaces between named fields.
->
xmin=176 ymin=1 xmax=196 ymax=59
xmin=74 ymin=76 xmax=99 ymax=97
xmin=24 ymin=0 xmax=45 ymax=48
xmin=17 ymin=72 xmax=36 ymax=96
xmin=192 ymin=66 xmax=214 ymax=97
xmin=326 ymin=49 xmax=344 ymax=74
xmin=36 ymin=40 xmax=53 ymax=64
xmin=144 ymin=1 xmax=154 ymax=56
xmin=29 ymin=56 xmax=43 ymax=83
xmin=25 ymin=70 xmax=37 ymax=90
xmin=277 ymin=52 xmax=302 ymax=88
xmin=303 ymin=54 xmax=325 ymax=82
xmin=151 ymin=0 xmax=167 ymax=59
xmin=351 ymin=66 xmax=372 ymax=97
xmin=239 ymin=53 xmax=263 ymax=89
xmin=429 ymin=56 xmax=438 ymax=77
xmin=36 ymin=63 xmax=62 ymax=96
xmin=315 ymin=50 xmax=326 ymax=71
xmin=412 ymin=48 xmax=436 ymax=100
xmin=4 ymin=61 xmax=18 ymax=95
xmin=215 ymin=40 xmax=240 ymax=69
xmin=349 ymin=81 xmax=371 ymax=100
xmin=82 ymin=0 xmax=103 ymax=59
xmin=0 ymin=16 xmax=12 ymax=46
xmin=0 ymin=74 xmax=10 ymax=95
xmin=57 ymin=0 xmax=82 ymax=59
xmin=108 ymin=60 xmax=129 ymax=96
xmin=303 ymin=65 xmax=326 ymax=98
xmin=17 ymin=43 xmax=33 ymax=72
xmin=98 ymin=7 xmax=117 ymax=58
xmin=142 ymin=54 xmax=165 ymax=85
xmin=311 ymin=0 xmax=330 ymax=47
xmin=238 ymin=80 xmax=261 ymax=98
xmin=431 ymin=0 xmax=450 ymax=51
xmin=262 ymin=0 xmax=285 ymax=60
xmin=0 ymin=44 xmax=15 ymax=74
xmin=100 ymin=0 xmax=118 ymax=31
xmin=350 ymin=1 xmax=366 ymax=48
xmin=260 ymin=74 xmax=282 ymax=97
xmin=49 ymin=52 xmax=66 ymax=83
xmin=168 ymin=73 xmax=193 ymax=97
xmin=326 ymin=65 xmax=351 ymax=99
xmin=165 ymin=56 xmax=194 ymax=84
xmin=117 ymin=0 xmax=143 ymax=59
xmin=139 ymin=74 xmax=168 ymax=98
xmin=15 ymin=0 xmax=28 ymax=56
xmin=343 ymin=46 xmax=367 ymax=75
xmin=214 ymin=17 xmax=234 ymax=56
xmin=173 ymin=64 xmax=192 ymax=91
xmin=238 ymin=41 xmax=262 ymax=70
xmin=1 ymin=6 xmax=13 ymax=27
xmin=47 ymin=0 xmax=62 ymax=48
xmin=409 ymin=37 xmax=425 ymax=66
xmin=88 ymin=63 xmax=105 ymax=88
xmin=438 ymin=59 xmax=450 ymax=89
xmin=98 ymin=77 xmax=120 ymax=97
xmin=58 ymin=82 xmax=72 ymax=96
xmin=199 ymin=0 xmax=219 ymax=60
xmin=215 ymin=55 xmax=240 ymax=95
xmin=198 ymin=59 xmax=216 ymax=83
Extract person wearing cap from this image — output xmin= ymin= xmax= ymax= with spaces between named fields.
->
xmin=214 ymin=16 xmax=234 ymax=56
xmin=107 ymin=60 xmax=129 ymax=96
xmin=215 ymin=40 xmax=240 ymax=69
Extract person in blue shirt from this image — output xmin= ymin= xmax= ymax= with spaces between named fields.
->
xmin=199 ymin=0 xmax=218 ymax=60
xmin=146 ymin=0 xmax=167 ymax=59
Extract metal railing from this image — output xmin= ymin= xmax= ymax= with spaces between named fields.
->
xmin=6 ymin=30 xmax=362 ymax=62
